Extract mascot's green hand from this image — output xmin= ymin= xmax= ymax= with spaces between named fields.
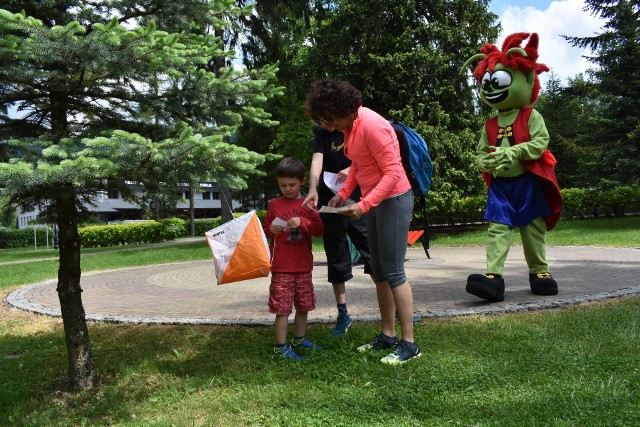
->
xmin=490 ymin=146 xmax=520 ymax=167
xmin=476 ymin=154 xmax=497 ymax=172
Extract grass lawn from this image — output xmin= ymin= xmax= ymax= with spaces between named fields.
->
xmin=0 ymin=216 xmax=639 ymax=426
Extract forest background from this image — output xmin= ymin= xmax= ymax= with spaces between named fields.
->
xmin=231 ymin=0 xmax=639 ymax=211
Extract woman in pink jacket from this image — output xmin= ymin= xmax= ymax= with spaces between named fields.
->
xmin=304 ymin=79 xmax=420 ymax=365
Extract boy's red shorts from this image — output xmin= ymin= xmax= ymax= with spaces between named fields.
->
xmin=268 ymin=272 xmax=316 ymax=315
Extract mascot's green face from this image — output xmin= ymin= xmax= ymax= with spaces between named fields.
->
xmin=479 ymin=64 xmax=535 ymax=111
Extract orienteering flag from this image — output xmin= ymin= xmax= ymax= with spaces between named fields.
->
xmin=205 ymin=211 xmax=271 ymax=285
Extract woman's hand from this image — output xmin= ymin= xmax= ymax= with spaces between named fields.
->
xmin=328 ymin=194 xmax=345 ymax=208
xmin=340 ymin=203 xmax=364 ymax=220
xmin=336 ymin=167 xmax=350 ymax=183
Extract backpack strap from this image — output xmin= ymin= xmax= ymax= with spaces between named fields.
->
xmin=415 ymin=193 xmax=431 ymax=259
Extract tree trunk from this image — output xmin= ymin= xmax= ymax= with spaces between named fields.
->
xmin=220 ymin=185 xmax=234 ymax=223
xmin=56 ymin=195 xmax=98 ymax=391
xmin=212 ymin=29 xmax=235 ymax=225
xmin=189 ymin=185 xmax=196 ymax=236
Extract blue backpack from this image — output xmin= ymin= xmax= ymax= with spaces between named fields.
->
xmin=390 ymin=120 xmax=433 ymax=258
xmin=389 ymin=120 xmax=433 ymax=196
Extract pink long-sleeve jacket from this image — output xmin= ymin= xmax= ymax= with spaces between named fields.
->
xmin=337 ymin=107 xmax=411 ymax=214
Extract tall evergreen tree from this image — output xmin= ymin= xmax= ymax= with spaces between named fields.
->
xmin=234 ymin=0 xmax=499 ymax=205
xmin=563 ymin=0 xmax=640 ymax=187
xmin=232 ymin=0 xmax=318 ymax=205
xmin=536 ymin=73 xmax=599 ymax=188
xmin=0 ymin=0 xmax=281 ymax=390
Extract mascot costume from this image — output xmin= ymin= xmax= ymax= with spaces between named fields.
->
xmin=461 ymin=32 xmax=562 ymax=302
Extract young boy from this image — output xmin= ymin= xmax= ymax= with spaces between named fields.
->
xmin=263 ymin=157 xmax=325 ymax=360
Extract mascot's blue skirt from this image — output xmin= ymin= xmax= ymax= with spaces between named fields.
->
xmin=485 ymin=173 xmax=550 ymax=228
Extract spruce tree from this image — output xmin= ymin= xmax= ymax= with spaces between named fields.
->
xmin=563 ymin=0 xmax=640 ymax=187
xmin=0 ymin=1 xmax=281 ymax=391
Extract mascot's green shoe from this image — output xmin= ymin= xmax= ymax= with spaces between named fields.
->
xmin=529 ymin=273 xmax=558 ymax=295
xmin=466 ymin=273 xmax=505 ymax=302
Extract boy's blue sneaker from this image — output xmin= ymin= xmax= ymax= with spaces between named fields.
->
xmin=380 ymin=340 xmax=421 ymax=365
xmin=291 ymin=338 xmax=322 ymax=351
xmin=273 ymin=345 xmax=303 ymax=360
xmin=331 ymin=312 xmax=352 ymax=337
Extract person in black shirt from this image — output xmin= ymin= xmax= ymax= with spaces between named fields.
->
xmin=302 ymin=127 xmax=372 ymax=337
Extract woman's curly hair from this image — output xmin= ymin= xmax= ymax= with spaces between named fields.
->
xmin=304 ymin=79 xmax=362 ymax=121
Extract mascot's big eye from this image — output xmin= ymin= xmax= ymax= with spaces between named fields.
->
xmin=481 ymin=70 xmax=513 ymax=91
xmin=490 ymin=70 xmax=512 ymax=89
xmin=481 ymin=72 xmax=492 ymax=91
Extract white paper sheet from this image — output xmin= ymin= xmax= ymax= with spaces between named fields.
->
xmin=272 ymin=217 xmax=289 ymax=228
xmin=323 ymin=171 xmax=355 ymax=206
xmin=323 ymin=171 xmax=344 ymax=194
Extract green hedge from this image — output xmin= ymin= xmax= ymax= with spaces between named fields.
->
xmin=560 ymin=186 xmax=640 ymax=218
xmin=191 ymin=212 xmax=258 ymax=236
xmin=0 ymin=227 xmax=53 ymax=249
xmin=426 ymin=192 xmax=486 ymax=226
xmin=424 ymin=185 xmax=640 ymax=226
xmin=192 ymin=218 xmax=222 ymax=236
xmin=79 ymin=218 xmax=186 ymax=248
xmin=77 ymin=212 xmax=259 ymax=248
xmin=5 ymin=188 xmax=638 ymax=249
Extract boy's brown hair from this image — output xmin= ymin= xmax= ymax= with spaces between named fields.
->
xmin=275 ymin=157 xmax=306 ymax=181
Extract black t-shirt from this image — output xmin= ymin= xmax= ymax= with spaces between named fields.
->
xmin=312 ymin=127 xmax=362 ymax=203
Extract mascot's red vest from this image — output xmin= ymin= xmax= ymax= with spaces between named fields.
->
xmin=482 ymin=108 xmax=563 ymax=230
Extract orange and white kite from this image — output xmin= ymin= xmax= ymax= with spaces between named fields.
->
xmin=205 ymin=211 xmax=271 ymax=285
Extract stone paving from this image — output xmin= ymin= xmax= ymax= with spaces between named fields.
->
xmin=6 ymin=245 xmax=640 ymax=325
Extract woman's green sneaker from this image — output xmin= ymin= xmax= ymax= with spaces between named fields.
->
xmin=356 ymin=332 xmax=398 ymax=352
xmin=380 ymin=340 xmax=421 ymax=365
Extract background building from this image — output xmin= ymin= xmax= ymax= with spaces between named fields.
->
xmin=16 ymin=182 xmax=240 ymax=228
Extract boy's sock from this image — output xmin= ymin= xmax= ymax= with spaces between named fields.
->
xmin=337 ymin=303 xmax=348 ymax=315
xmin=291 ymin=336 xmax=304 ymax=347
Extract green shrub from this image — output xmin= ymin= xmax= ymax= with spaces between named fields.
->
xmin=454 ymin=195 xmax=486 ymax=224
xmin=189 ymin=212 xmax=259 ymax=236
xmin=560 ymin=185 xmax=640 ymax=218
xmin=255 ymin=210 xmax=267 ymax=223
xmin=78 ymin=220 xmax=185 ymax=248
xmin=422 ymin=191 xmax=485 ymax=226
xmin=160 ymin=217 xmax=189 ymax=239
xmin=424 ymin=190 xmax=456 ymax=226
xmin=560 ymin=188 xmax=591 ymax=218
xmin=599 ymin=185 xmax=640 ymax=216
xmin=0 ymin=227 xmax=52 ymax=249
xmin=193 ymin=218 xmax=221 ymax=236
xmin=423 ymin=185 xmax=640 ymax=225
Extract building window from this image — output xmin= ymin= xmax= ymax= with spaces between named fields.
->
xmin=107 ymin=189 xmax=119 ymax=199
xmin=202 ymin=191 xmax=211 ymax=200
xmin=213 ymin=192 xmax=220 ymax=200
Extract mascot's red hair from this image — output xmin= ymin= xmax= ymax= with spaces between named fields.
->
xmin=471 ymin=32 xmax=550 ymax=103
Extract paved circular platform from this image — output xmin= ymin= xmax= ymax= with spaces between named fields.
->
xmin=6 ymin=245 xmax=640 ymax=325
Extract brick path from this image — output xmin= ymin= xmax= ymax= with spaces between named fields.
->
xmin=6 ymin=245 xmax=640 ymax=325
